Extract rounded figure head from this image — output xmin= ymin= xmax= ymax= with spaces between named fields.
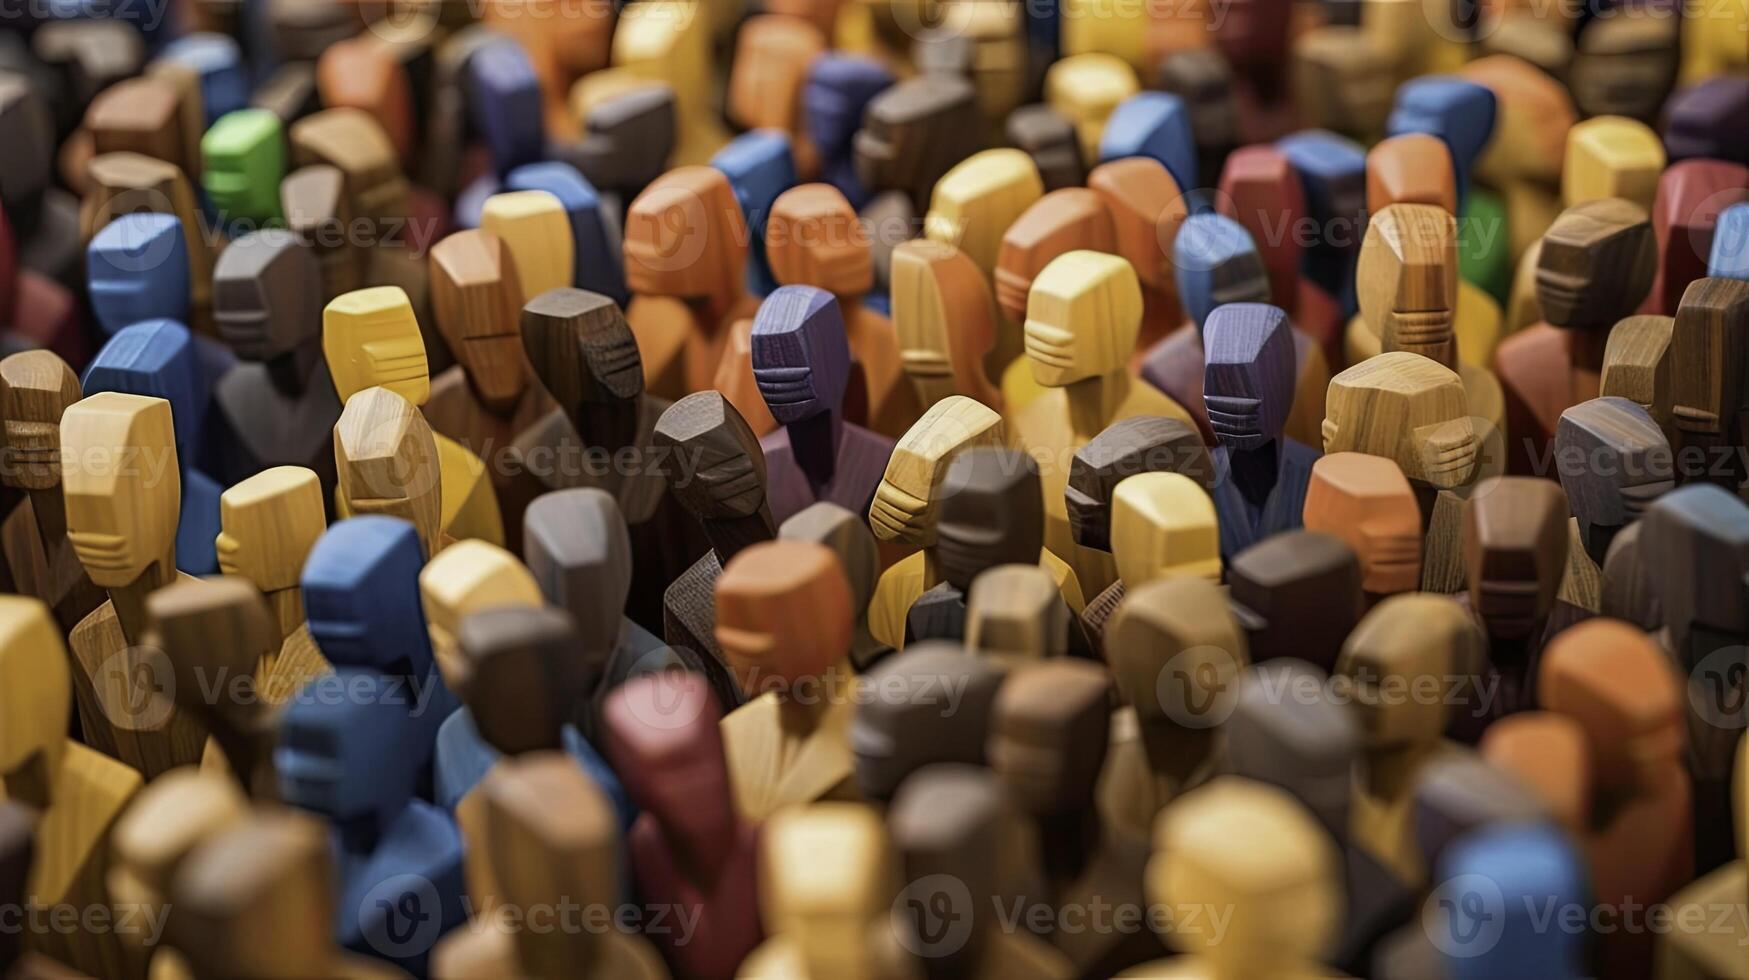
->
xmin=988 ymin=659 xmax=1112 ymax=815
xmin=1172 ymin=211 xmax=1270 ymax=332
xmin=1088 ymin=156 xmax=1190 ymax=297
xmin=1225 ymin=661 xmax=1358 ymax=837
xmin=322 ymin=286 xmax=430 ymax=404
xmin=767 ymin=183 xmax=874 ymax=296
xmin=1535 ymin=198 xmax=1656 ymax=329
xmin=0 ymin=597 xmax=71 ymax=775
xmin=623 ymin=166 xmax=749 ymax=315
xmin=61 ymin=392 xmax=181 ymax=588
xmin=215 ymin=466 xmax=326 ymax=594
xmin=994 ymin=188 xmax=1119 ymax=324
xmin=868 ymin=395 xmax=1005 ymax=546
xmin=1539 ymin=618 xmax=1683 ymax=796
xmin=1067 ymin=415 xmax=1215 ymax=552
xmin=965 ymin=564 xmax=1072 ymax=663
xmin=751 ymin=285 xmax=852 ymax=425
xmin=890 ymin=239 xmax=998 ymax=406
xmin=300 ymin=516 xmax=435 ymax=676
xmin=714 ymin=539 xmax=853 ymax=694
xmin=934 ymin=448 xmax=1043 ymax=591
xmin=1434 ymin=823 xmax=1589 ymax=980
xmin=759 ymin=804 xmax=893 ymax=977
xmin=212 ymin=229 xmax=322 ymax=362
xmin=1462 ymin=477 xmax=1570 ymax=640
xmin=83 ymin=318 xmax=206 ymax=453
xmin=1108 ymin=576 xmax=1248 ymax=732
xmin=453 ymin=606 xmax=591 ymax=756
xmin=0 ymin=351 xmax=81 ymax=492
xmin=1302 ymin=452 xmax=1423 ymax=595
xmin=429 ymin=229 xmax=528 ymax=411
xmin=1202 ymin=303 xmax=1296 ymax=450
xmin=1335 ymin=594 xmax=1484 ymax=751
xmin=523 ymin=488 xmax=633 ymax=653
xmin=1553 ymin=397 xmax=1672 ymax=563
xmin=602 ymin=672 xmax=733 ymax=838
xmin=418 ymin=539 xmax=542 ymax=671
xmin=1111 ymin=471 xmax=1221 ymax=587
xmin=1322 ymin=351 xmax=1477 ymax=489
xmin=1359 ymin=203 xmax=1460 ymax=368
xmin=652 ymin=391 xmax=770 ymax=522
xmin=276 ymin=666 xmax=419 ymax=822
xmin=778 ymin=502 xmax=879 ymax=617
xmin=87 ymin=212 xmax=192 ymax=338
xmin=1024 ymin=250 xmax=1142 ymax=386
xmin=850 ymin=642 xmax=1005 ymax=801
xmin=107 ymin=768 xmax=247 ymax=954
xmin=1227 ymin=531 xmax=1364 ymax=670
xmin=333 ymin=386 xmax=441 ymax=559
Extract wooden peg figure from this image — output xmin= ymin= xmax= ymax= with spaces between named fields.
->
xmin=653 ymin=392 xmax=775 ymax=708
xmin=0 ymin=351 xmax=104 ymax=633
xmin=889 ymin=239 xmax=1004 ymax=412
xmin=323 ymin=286 xmax=504 ymax=547
xmin=1322 ymin=351 xmax=1478 ymax=495
xmin=1670 ymin=276 xmax=1749 ymax=492
xmin=1225 ymin=530 xmax=1365 ymax=671
xmin=994 ymin=189 xmax=1120 ymax=390
xmin=0 ymin=596 xmax=141 ymax=978
xmin=1086 ymin=157 xmax=1196 ymax=362
xmin=611 ymin=1 xmax=729 ymax=166
xmin=1100 ymin=576 xmax=1248 ymax=841
xmin=1120 ymin=778 xmax=1340 ymax=980
xmin=1649 ymin=160 xmax=1749 ymax=316
xmin=1082 ymin=471 xmax=1221 ymax=655
xmin=1600 ymin=315 xmax=1675 ymax=443
xmin=1365 ymin=133 xmax=1456 ymax=216
xmin=1202 ymin=303 xmax=1319 ymax=561
xmin=1302 ymin=452 xmax=1423 ymax=607
xmin=418 ymin=539 xmax=543 ymax=690
xmin=288 ymin=108 xmax=410 ymax=227
xmin=1065 ymin=415 xmax=1216 ymax=554
xmin=331 ymin=386 xmax=447 ymax=564
xmin=713 ymin=540 xmax=859 ymax=820
xmin=726 ymin=16 xmax=826 ymax=178
xmin=853 ymin=75 xmax=983 ymax=212
xmin=779 ymin=502 xmax=888 ymax=671
xmin=1014 ymin=250 xmax=1195 ymax=598
xmin=1657 ymin=730 xmax=1747 ymax=978
xmin=602 ymin=674 xmax=762 ymax=980
xmin=1333 ymin=593 xmax=1483 ymax=886
xmin=767 ymin=184 xmax=920 ymax=438
xmin=62 ymin=392 xmax=208 ymax=776
xmin=214 ymin=467 xmax=332 ymax=704
xmin=848 ymin=641 xmax=1005 ymax=804
xmin=1569 ymin=10 xmax=1680 ymax=125
xmin=281 ymin=165 xmax=361 ymax=303
xmin=1561 ymin=116 xmax=1665 ymax=211
xmin=964 ymin=564 xmax=1079 ymax=667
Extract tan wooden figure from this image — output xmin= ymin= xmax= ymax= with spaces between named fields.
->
xmin=418 ymin=539 xmax=543 ymax=689
xmin=611 ymin=0 xmax=730 ymax=165
xmin=1679 ymin=0 xmax=1749 ymax=83
xmin=1087 ymin=158 xmax=1192 ymax=366
xmin=333 ymin=387 xmax=447 ymax=563
xmin=1082 ymin=471 xmax=1221 ymax=653
xmin=215 ymin=466 xmax=330 ymax=703
xmin=1043 ymin=53 xmax=1139 ymax=161
xmin=889 ymin=239 xmax=1004 ymax=413
xmin=288 ymin=107 xmax=410 ymax=226
xmin=1600 ymin=314 xmax=1676 ymax=443
xmin=727 ymin=16 xmax=826 ymax=177
xmin=1657 ymin=731 xmax=1747 ymax=979
xmin=1322 ymin=351 xmax=1478 ymax=492
xmin=1562 ymin=116 xmax=1666 ymax=210
xmin=478 ymin=192 xmax=574 ymax=302
xmin=964 ymin=563 xmax=1077 ymax=667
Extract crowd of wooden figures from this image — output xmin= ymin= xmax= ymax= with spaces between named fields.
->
xmin=5 ymin=0 xmax=1749 ymax=978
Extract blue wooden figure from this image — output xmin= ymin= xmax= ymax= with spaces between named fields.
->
xmin=1278 ymin=130 xmax=1367 ymax=317
xmin=87 ymin=213 xmax=190 ymax=337
xmin=507 ymin=161 xmax=627 ymax=305
xmin=712 ymin=130 xmax=797 ymax=299
xmin=1386 ymin=76 xmax=1497 ymax=215
xmin=277 ymin=667 xmax=467 ymax=975
xmin=1203 ymin=303 xmax=1317 ymax=560
xmin=1100 ymin=91 xmax=1199 ymax=193
xmin=468 ymin=37 xmax=544 ymax=177
xmin=1708 ymin=202 xmax=1749 ymax=279
xmin=160 ymin=33 xmax=248 ymax=125
xmin=1433 ymin=823 xmax=1588 ymax=980
xmin=803 ymin=54 xmax=894 ymax=208
xmin=81 ymin=319 xmax=223 ymax=576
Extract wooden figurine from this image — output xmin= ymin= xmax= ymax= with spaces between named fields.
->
xmin=0 ymin=351 xmax=104 ymax=633
xmin=1657 ymin=731 xmax=1747 ymax=979
xmin=889 ymin=766 xmax=1075 ymax=979
xmin=1383 ymin=77 xmax=1495 ymax=214
xmin=1460 ymin=54 xmax=1573 ymax=256
xmin=778 ymin=502 xmax=889 ymax=671
xmin=752 ymin=286 xmax=897 ymax=524
xmin=1569 ymin=9 xmax=1680 ymax=124
xmin=1427 ymin=823 xmax=1591 ymax=979
xmin=214 ymin=466 xmax=332 ymax=702
xmin=1291 ymin=28 xmax=1394 ymax=145
xmin=85 ymin=212 xmax=190 ymax=338
xmin=623 ymin=167 xmax=759 ymax=400
xmin=714 ymin=539 xmax=858 ymax=820
xmin=1202 ymin=303 xmax=1319 ymax=560
xmin=419 ymin=539 xmax=543 ymax=689
xmin=570 ymin=82 xmax=678 ymax=207
xmin=1333 ymin=593 xmax=1483 ymax=885
xmin=1670 ymin=276 xmax=1749 ymax=492
xmin=994 ymin=189 xmax=1118 ymax=387
xmin=1301 ymin=453 xmax=1422 ymax=607
xmin=964 ymin=564 xmax=1079 ymax=667
xmin=1561 ymin=116 xmax=1665 ymax=211
xmin=1042 ymin=53 xmax=1138 ymax=164
xmin=0 ymin=596 xmax=141 ymax=978
xmin=709 ymin=129 xmax=795 ymax=343
xmin=1086 ymin=157 xmax=1194 ymax=361
xmin=288 ymin=108 xmax=410 ymax=228
xmin=1100 ymin=576 xmax=1247 ymax=841
xmin=1155 ymin=49 xmax=1240 ymax=196
xmin=992 ymin=659 xmax=1162 ymax=976
xmin=1323 ymin=350 xmax=1478 ymax=493
xmin=277 ymin=666 xmax=466 ymax=974
xmin=1217 ymin=145 xmax=1306 ymax=317
xmin=726 ymin=15 xmax=826 ymax=178
xmin=1599 ymin=313 xmax=1675 ymax=442
xmin=1082 ymin=472 xmax=1222 ymax=654
xmin=1225 ymin=530 xmax=1364 ymax=671
xmin=62 ymin=392 xmax=206 ymax=775
xmin=767 ymin=184 xmax=919 ymax=438
xmin=602 ymin=673 xmax=763 ymax=980
xmin=803 ymin=53 xmax=893 ymax=207
xmin=281 ymin=165 xmax=362 ymax=303
xmin=478 ymin=192 xmax=573 ymax=301
xmin=1006 ymin=104 xmax=1084 ymax=193
xmin=504 ymin=161 xmax=628 ymax=306
xmin=653 ymin=391 xmax=775 ymax=709
xmin=208 ymin=229 xmax=342 ymax=493
xmin=332 ymin=388 xmax=447 ymax=563
xmin=324 ymin=286 xmax=504 ymax=546
xmin=611 ymin=0 xmax=730 ymax=166
xmin=848 ymin=641 xmax=1004 ymax=803
xmin=1648 ymin=160 xmax=1749 ymax=316
xmin=1277 ymin=129 xmax=1369 ymax=323
xmin=1098 ymin=92 xmax=1198 ymax=193
xmin=1014 ymin=250 xmax=1195 ymax=598
xmin=1065 ymin=415 xmax=1216 ymax=554
xmin=853 ymin=75 xmax=983 ymax=212
xmin=167 ymin=810 xmax=403 ymax=980
xmin=1666 ymin=76 xmax=1749 ymax=166
xmin=889 ymin=239 xmax=1004 ymax=412
xmin=81 ymin=152 xmax=211 ymax=331
xmin=1365 ymin=133 xmax=1456 ymax=216
xmin=316 ymin=35 xmax=416 ymax=166
xmin=85 ymin=76 xmax=195 ymax=180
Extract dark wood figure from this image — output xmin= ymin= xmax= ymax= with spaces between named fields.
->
xmin=1548 ymin=397 xmax=1672 ymax=638
xmin=853 ymin=75 xmax=984 ymax=211
xmin=1065 ymin=415 xmax=1216 ymax=554
xmin=0 ymin=76 xmax=82 ymax=292
xmin=1226 ymin=660 xmax=1417 ymax=976
xmin=889 ymin=766 xmax=1075 ymax=979
xmin=965 ymin=564 xmax=1079 ymax=668
xmin=1569 ymin=8 xmax=1680 ymax=124
xmin=778 ymin=502 xmax=889 ymax=671
xmin=849 ymin=641 xmax=1006 ymax=804
xmin=1156 ymin=50 xmax=1240 ymax=190
xmin=509 ymin=288 xmax=708 ymax=632
xmin=572 ymin=85 xmax=677 ymax=210
xmin=1494 ymin=198 xmax=1656 ymax=473
xmin=208 ymin=229 xmax=342 ymax=493
xmin=601 ymin=673 xmax=762 ymax=980
xmin=1670 ymin=275 xmax=1749 ymax=492
xmin=1005 ymin=104 xmax=1084 ymax=192
xmin=0 ymin=352 xmax=104 ymax=634
xmin=653 ymin=391 xmax=775 ymax=710
xmin=752 ymin=285 xmax=897 ymax=525
xmin=281 ymin=165 xmax=361 ymax=303
xmin=991 ymin=659 xmax=1163 ymax=977
xmin=1203 ymin=302 xmax=1318 ymax=560
xmin=1226 ymin=530 xmax=1363 ymax=671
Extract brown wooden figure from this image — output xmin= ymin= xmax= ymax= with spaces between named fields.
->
xmin=1569 ymin=9 xmax=1679 ymax=123
xmin=994 ymin=189 xmax=1119 ymax=368
xmin=1600 ymin=313 xmax=1675 ymax=442
xmin=1657 ymin=730 xmax=1747 ymax=979
xmin=450 ymin=606 xmax=593 ymax=760
xmin=889 ymin=239 xmax=1004 ymax=413
xmin=1226 ymin=530 xmax=1364 ymax=672
xmin=571 ymin=83 xmax=678 ymax=205
xmin=1156 ymin=48 xmax=1241 ymax=196
xmin=853 ymin=75 xmax=984 ymax=211
xmin=1493 ymin=198 xmax=1656 ymax=472
xmin=85 ymin=76 xmax=193 ymax=180
xmin=208 ymin=229 xmax=342 ymax=494
xmin=1065 ymin=415 xmax=1216 ymax=555
xmin=1302 ymin=452 xmax=1423 ymax=607
xmin=214 ymin=467 xmax=332 ymax=705
xmin=767 ymin=184 xmax=919 ymax=438
xmin=1599 ymin=520 xmax=1659 ymax=629
xmin=991 ymin=659 xmax=1162 ymax=976
xmin=419 ymin=540 xmax=543 ymax=689
xmin=1086 ymin=157 xmax=1192 ymax=362
xmin=1649 ymin=160 xmax=1749 ymax=316
xmin=1670 ymin=276 xmax=1749 ymax=492
xmin=727 ymin=16 xmax=826 ymax=177
xmin=315 ymin=35 xmax=416 ymax=166
xmin=1082 ymin=472 xmax=1221 ymax=655
xmin=62 ymin=392 xmax=207 ymax=776
xmin=0 ymin=596 xmax=142 ymax=978
xmin=602 ymin=673 xmax=761 ymax=980
xmin=333 ymin=387 xmax=444 ymax=562
xmin=0 ymin=351 xmax=104 ymax=634
xmin=1292 ymin=27 xmax=1394 ymax=144
xmin=1322 ymin=351 xmax=1478 ymax=493
xmin=1100 ymin=576 xmax=1247 ymax=842
xmin=964 ymin=564 xmax=1078 ymax=667
xmin=889 ymin=766 xmax=1075 ymax=980
xmin=623 ymin=167 xmax=758 ymax=400
xmin=1013 ymin=250 xmax=1196 ymax=598
xmin=288 ymin=108 xmax=410 ymax=228
xmin=779 ymin=502 xmax=888 ymax=671
xmin=714 ymin=539 xmax=859 ymax=820
xmin=654 ymin=392 xmax=774 ymax=708
xmin=1005 ymin=104 xmax=1084 ymax=193
xmin=1333 ymin=593 xmax=1483 ymax=885
xmin=848 ymin=641 xmax=1005 ymax=805
xmin=1365 ymin=133 xmax=1457 ymax=216
xmin=281 ymin=165 xmax=362 ymax=303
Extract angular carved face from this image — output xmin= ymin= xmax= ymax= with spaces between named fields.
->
xmin=890 ymin=239 xmax=996 ymax=400
xmin=215 ymin=467 xmax=326 ymax=594
xmin=301 ymin=516 xmax=432 ymax=676
xmin=429 ymin=230 xmax=527 ymax=412
xmin=61 ymin=393 xmax=181 ymax=588
xmin=1067 ymin=416 xmax=1214 ymax=552
xmin=1462 ymin=477 xmax=1569 ymax=640
xmin=1534 ymin=198 xmax=1655 ymax=330
xmin=333 ymin=387 xmax=442 ymax=561
xmin=275 ymin=671 xmax=414 ymax=822
xmin=213 ymin=229 xmax=322 ymax=362
xmin=623 ymin=166 xmax=748 ymax=308
xmin=751 ymin=286 xmax=852 ymax=424
xmin=1303 ymin=453 xmax=1422 ymax=595
xmin=1108 ymin=577 xmax=1247 ymax=729
xmin=933 ymin=449 xmax=1043 ymax=591
xmin=0 ymin=351 xmax=80 ymax=492
xmin=849 ymin=644 xmax=1000 ymax=801
xmin=1322 ymin=352 xmax=1477 ymax=489
xmin=653 ymin=392 xmax=769 ymax=522
xmin=1359 ymin=204 xmax=1459 ymax=369
xmin=322 ymin=286 xmax=430 ymax=404
xmin=1553 ymin=397 xmax=1672 ymax=562
xmin=1335 ymin=595 xmax=1478 ymax=749
xmin=713 ymin=541 xmax=852 ymax=693
xmin=869 ymin=396 xmax=1004 ymax=546
xmin=1110 ymin=472 xmax=1222 ymax=588
xmin=767 ymin=184 xmax=875 ymax=298
xmin=1202 ymin=303 xmax=1296 ymax=450
xmin=989 ymin=661 xmax=1110 ymax=814
xmin=1024 ymin=250 xmax=1142 ymax=386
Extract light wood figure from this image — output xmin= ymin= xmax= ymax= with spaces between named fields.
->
xmin=324 ymin=286 xmax=504 ymax=546
xmin=1302 ymin=453 xmax=1422 ymax=607
xmin=1082 ymin=471 xmax=1222 ymax=654
xmin=333 ymin=387 xmax=446 ymax=561
xmin=479 ymin=192 xmax=574 ymax=301
xmin=611 ymin=1 xmax=729 ymax=165
xmin=0 ymin=595 xmax=142 ymax=979
xmin=85 ymin=75 xmax=195 ymax=188
xmin=994 ymin=189 xmax=1119 ymax=403
xmin=418 ymin=539 xmax=543 ymax=689
xmin=1600 ymin=313 xmax=1676 ymax=442
xmin=889 ymin=239 xmax=1004 ymax=413
xmin=1100 ymin=577 xmax=1248 ymax=842
xmin=1670 ymin=277 xmax=1749 ymax=492
xmin=715 ymin=540 xmax=859 ymax=821
xmin=1561 ymin=116 xmax=1665 ymax=210
xmin=1657 ymin=731 xmax=1747 ymax=979
xmin=1679 ymin=0 xmax=1749 ymax=83
xmin=0 ymin=351 xmax=104 ymax=633
xmin=1013 ymin=250 xmax=1196 ymax=598
xmin=768 ymin=184 xmax=920 ymax=438
xmin=214 ymin=467 xmax=330 ymax=705
xmin=964 ymin=564 xmax=1078 ymax=668
xmin=62 ymin=392 xmax=207 ymax=777
xmin=288 ymin=108 xmax=410 ymax=226
xmin=1333 ymin=593 xmax=1482 ymax=886
xmin=779 ymin=502 xmax=888 ymax=671
xmin=1118 ymin=778 xmax=1341 ymax=980
xmin=1291 ymin=28 xmax=1393 ymax=144
xmin=1043 ymin=53 xmax=1139 ymax=162
xmin=1323 ymin=351 xmax=1478 ymax=494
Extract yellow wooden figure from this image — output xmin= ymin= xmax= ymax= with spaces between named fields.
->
xmin=889 ymin=239 xmax=1006 ymax=413
xmin=611 ymin=0 xmax=730 ymax=165
xmin=417 ymin=539 xmax=543 ymax=689
xmin=1562 ymin=116 xmax=1666 ymax=210
xmin=965 ymin=563 xmax=1077 ymax=667
xmin=924 ymin=149 xmax=1045 ymax=380
xmin=0 ymin=595 xmax=143 ymax=979
xmin=1322 ymin=351 xmax=1478 ymax=492
xmin=1679 ymin=0 xmax=1749 ymax=84
xmin=323 ymin=286 xmax=504 ymax=546
xmin=63 ymin=392 xmax=207 ymax=778
xmin=1059 ymin=0 xmax=1149 ymax=74
xmin=1043 ymin=53 xmax=1139 ymax=163
xmin=479 ymin=190 xmax=575 ymax=301
xmin=1079 ymin=471 xmax=1222 ymax=651
xmin=215 ymin=467 xmax=331 ymax=704
xmin=1011 ymin=250 xmax=1196 ymax=598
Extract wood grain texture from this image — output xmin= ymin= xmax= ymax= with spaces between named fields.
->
xmin=280 ymin=165 xmax=362 ymax=303
xmin=1561 ymin=116 xmax=1665 ymax=209
xmin=84 ymin=76 xmax=188 ymax=179
xmin=1290 ymin=27 xmax=1394 ymax=144
xmin=1365 ymin=133 xmax=1457 ymax=215
xmin=889 ymin=239 xmax=1004 ymax=413
xmin=419 ymin=538 xmax=543 ymax=689
xmin=1323 ymin=351 xmax=1477 ymax=490
xmin=1302 ymin=452 xmax=1423 ymax=600
xmin=1359 ymin=203 xmax=1460 ymax=368
xmin=1552 ymin=396 xmax=1672 ymax=566
xmin=215 ymin=466 xmax=323 ymax=636
xmin=1085 ymin=156 xmax=1190 ymax=356
xmin=80 ymin=152 xmax=211 ymax=327
xmin=1227 ymin=530 xmax=1363 ymax=671
xmin=923 ymin=149 xmax=1045 ymax=379
xmin=288 ymin=107 xmax=410 ymax=224
xmin=334 ymin=386 xmax=444 ymax=561
xmin=1670 ymin=276 xmax=1749 ymax=491
xmin=778 ymin=502 xmax=888 ymax=671
xmin=1067 ymin=415 xmax=1215 ymax=553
